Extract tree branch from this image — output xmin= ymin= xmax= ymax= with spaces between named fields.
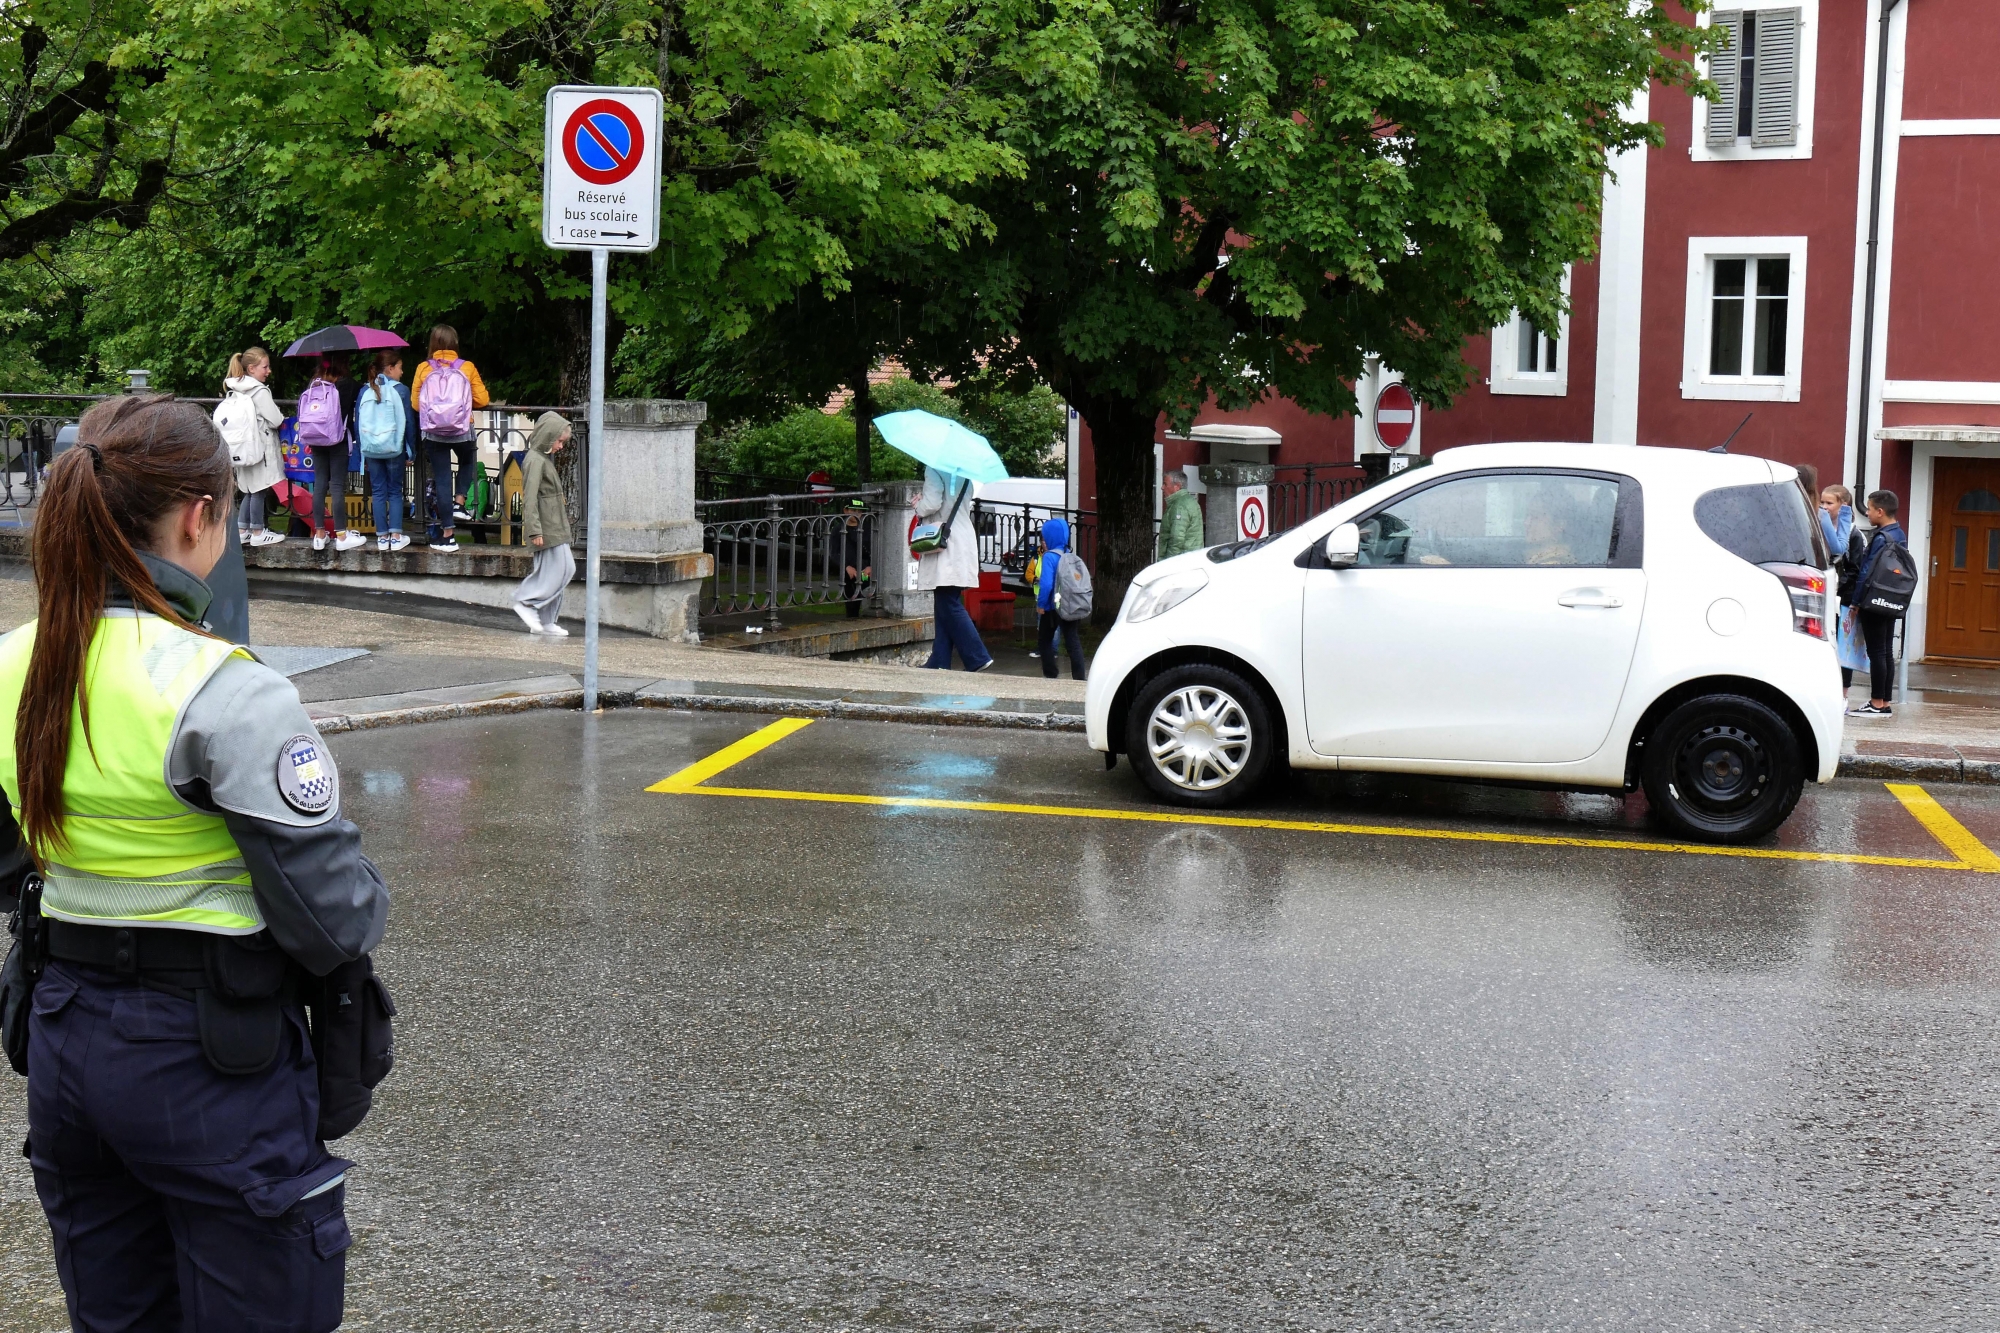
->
xmin=0 ymin=156 xmax=167 ymax=260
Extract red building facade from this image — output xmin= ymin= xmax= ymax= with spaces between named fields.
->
xmin=1068 ymin=0 xmax=2000 ymax=662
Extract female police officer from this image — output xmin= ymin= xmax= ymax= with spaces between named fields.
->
xmin=0 ymin=394 xmax=388 ymax=1331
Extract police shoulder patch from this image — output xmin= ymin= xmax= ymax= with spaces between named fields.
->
xmin=277 ymin=733 xmax=336 ymax=815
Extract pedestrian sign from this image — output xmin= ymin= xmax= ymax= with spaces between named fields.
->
xmin=543 ymin=86 xmax=662 ymax=252
xmin=1236 ymin=485 xmax=1268 ymax=541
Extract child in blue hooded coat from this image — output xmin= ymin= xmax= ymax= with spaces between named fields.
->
xmin=1036 ymin=516 xmax=1088 ymax=680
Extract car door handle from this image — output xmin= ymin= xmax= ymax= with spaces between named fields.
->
xmin=1557 ymin=588 xmax=1623 ymax=609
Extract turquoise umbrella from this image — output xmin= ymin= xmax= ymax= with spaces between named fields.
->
xmin=873 ymin=410 xmax=1009 ymax=483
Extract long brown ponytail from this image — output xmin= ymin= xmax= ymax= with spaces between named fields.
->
xmin=18 ymin=395 xmax=234 ymax=853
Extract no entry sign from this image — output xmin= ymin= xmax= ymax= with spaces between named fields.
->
xmin=1375 ymin=382 xmax=1417 ymax=451
xmin=1236 ymin=485 xmax=1269 ymax=541
xmin=543 ymin=86 xmax=662 ymax=252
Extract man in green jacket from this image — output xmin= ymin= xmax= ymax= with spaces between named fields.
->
xmin=511 ymin=411 xmax=575 ymax=636
xmin=1159 ymin=469 xmax=1205 ymax=559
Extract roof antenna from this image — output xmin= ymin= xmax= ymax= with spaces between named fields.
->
xmin=1712 ymin=412 xmax=1752 ymax=454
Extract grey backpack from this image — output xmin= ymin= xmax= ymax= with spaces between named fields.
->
xmin=1054 ymin=550 xmax=1093 ymax=622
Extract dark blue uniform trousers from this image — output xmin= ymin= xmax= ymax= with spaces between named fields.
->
xmin=27 ymin=962 xmax=352 ymax=1332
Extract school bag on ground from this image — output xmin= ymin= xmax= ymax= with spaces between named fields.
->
xmin=1055 ymin=550 xmax=1093 ymax=622
xmin=420 ymin=359 xmax=473 ymax=436
xmin=356 ymin=383 xmax=405 ymax=458
xmin=213 ymin=387 xmax=263 ymax=465
xmin=295 ymin=380 xmax=345 ymax=447
xmin=1860 ymin=536 xmax=1919 ymax=618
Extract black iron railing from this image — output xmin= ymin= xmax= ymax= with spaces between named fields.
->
xmin=1269 ymin=463 xmax=1368 ymax=533
xmin=700 ymin=490 xmax=883 ymax=626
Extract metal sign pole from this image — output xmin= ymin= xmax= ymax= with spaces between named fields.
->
xmin=584 ymin=246 xmax=608 ymax=712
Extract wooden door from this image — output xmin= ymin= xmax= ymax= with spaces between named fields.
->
xmin=1925 ymin=459 xmax=2000 ymax=662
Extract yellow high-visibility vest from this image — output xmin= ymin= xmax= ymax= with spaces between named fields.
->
xmin=0 ymin=612 xmax=264 ymax=934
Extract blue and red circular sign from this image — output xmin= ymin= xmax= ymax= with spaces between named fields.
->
xmin=562 ymin=100 xmax=646 ymax=185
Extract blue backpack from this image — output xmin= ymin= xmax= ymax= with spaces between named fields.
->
xmin=356 ymin=379 xmax=405 ymax=458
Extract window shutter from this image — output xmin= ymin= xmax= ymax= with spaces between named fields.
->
xmin=1707 ymin=11 xmax=1744 ymax=146
xmin=1751 ymin=7 xmax=1802 ymax=147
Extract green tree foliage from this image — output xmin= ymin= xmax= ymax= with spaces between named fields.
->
xmin=2 ymin=0 xmax=1027 ymax=398
xmin=726 ymin=372 xmax=1064 ymax=485
xmin=930 ymin=0 xmax=1711 ymax=616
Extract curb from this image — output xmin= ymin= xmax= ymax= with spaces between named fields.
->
xmin=311 ymin=689 xmax=1995 ymax=785
xmin=312 ymin=687 xmax=1087 ymax=736
xmin=1837 ymin=752 xmax=2000 ymax=785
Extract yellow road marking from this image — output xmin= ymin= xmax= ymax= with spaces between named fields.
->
xmin=647 ymin=717 xmax=817 ymax=792
xmin=649 ymin=718 xmax=1999 ymax=874
xmin=1886 ymin=783 xmax=2000 ymax=872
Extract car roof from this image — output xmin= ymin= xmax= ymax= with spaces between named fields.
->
xmin=1424 ymin=442 xmax=1787 ymax=487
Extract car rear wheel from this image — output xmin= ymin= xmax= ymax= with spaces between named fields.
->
xmin=1640 ymin=693 xmax=1804 ymax=844
xmin=1127 ymin=665 xmax=1274 ymax=808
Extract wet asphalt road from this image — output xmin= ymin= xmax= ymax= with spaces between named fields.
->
xmin=2 ymin=709 xmax=1998 ymax=1331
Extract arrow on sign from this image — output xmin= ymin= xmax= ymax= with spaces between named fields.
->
xmin=599 ymin=231 xmax=639 ymax=239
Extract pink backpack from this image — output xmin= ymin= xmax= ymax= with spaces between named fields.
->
xmin=294 ymin=379 xmax=344 ymax=447
xmin=419 ymin=358 xmax=473 ymax=436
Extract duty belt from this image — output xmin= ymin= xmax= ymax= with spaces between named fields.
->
xmin=47 ymin=919 xmax=210 ymax=986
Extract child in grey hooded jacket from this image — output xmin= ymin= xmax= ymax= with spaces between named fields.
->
xmin=512 ymin=411 xmax=574 ymax=636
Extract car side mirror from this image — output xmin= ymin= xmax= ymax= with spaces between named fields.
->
xmin=1324 ymin=523 xmax=1360 ymax=569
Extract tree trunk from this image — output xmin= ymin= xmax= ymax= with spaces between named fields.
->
xmin=851 ymin=366 xmax=874 ymax=484
xmin=557 ymin=295 xmax=591 ymax=408
xmin=1073 ymin=392 xmax=1159 ymax=627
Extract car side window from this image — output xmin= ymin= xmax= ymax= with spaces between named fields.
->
xmin=1356 ymin=472 xmax=1624 ymax=568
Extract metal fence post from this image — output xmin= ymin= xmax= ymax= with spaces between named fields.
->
xmin=765 ymin=495 xmax=783 ymax=630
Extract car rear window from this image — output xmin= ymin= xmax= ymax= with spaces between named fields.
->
xmin=1693 ymin=481 xmax=1826 ymax=566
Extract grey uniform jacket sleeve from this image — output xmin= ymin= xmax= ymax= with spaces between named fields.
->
xmin=168 ymin=655 xmax=389 ymax=975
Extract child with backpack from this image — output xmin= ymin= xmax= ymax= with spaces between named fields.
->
xmin=357 ymin=351 xmax=414 ymax=551
xmin=296 ymin=353 xmax=367 ymax=551
xmin=411 ymin=324 xmax=491 ymax=552
xmin=214 ymin=346 xmax=287 ymax=546
xmin=1035 ymin=516 xmax=1089 ymax=680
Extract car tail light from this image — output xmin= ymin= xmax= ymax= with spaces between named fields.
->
xmin=1764 ymin=562 xmax=1828 ymax=639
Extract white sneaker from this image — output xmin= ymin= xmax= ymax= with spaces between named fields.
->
xmin=238 ymin=529 xmax=251 ymax=546
xmin=541 ymin=622 xmax=570 ymax=637
xmin=334 ymin=531 xmax=367 ymax=552
xmin=386 ymin=533 xmax=411 ymax=552
xmin=249 ymin=530 xmax=285 ymax=547
xmin=513 ymin=604 xmax=544 ymax=634
xmin=377 ymin=536 xmax=390 ymax=552
xmin=312 ymin=532 xmax=327 ymax=552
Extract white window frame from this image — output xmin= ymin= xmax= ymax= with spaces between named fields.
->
xmin=1489 ymin=268 xmax=1571 ymax=397
xmin=1682 ymin=237 xmax=1808 ymax=403
xmin=1692 ymin=0 xmax=1817 ymax=163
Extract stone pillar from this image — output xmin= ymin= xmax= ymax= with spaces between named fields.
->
xmin=594 ymin=399 xmax=709 ymax=641
xmin=1198 ymin=462 xmax=1276 ymax=546
xmin=870 ymin=480 xmax=928 ymax=619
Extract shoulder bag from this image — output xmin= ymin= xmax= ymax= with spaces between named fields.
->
xmin=909 ymin=479 xmax=970 ymax=555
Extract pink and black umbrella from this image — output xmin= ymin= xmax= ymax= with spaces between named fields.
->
xmin=281 ymin=325 xmax=410 ymax=358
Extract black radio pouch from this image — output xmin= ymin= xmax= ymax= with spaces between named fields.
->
xmin=305 ymin=954 xmax=396 ymax=1141
xmin=197 ymin=933 xmax=292 ymax=1077
xmin=0 ymin=878 xmax=47 ymax=1077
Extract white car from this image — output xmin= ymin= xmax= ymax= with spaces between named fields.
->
xmin=1086 ymin=443 xmax=1844 ymax=843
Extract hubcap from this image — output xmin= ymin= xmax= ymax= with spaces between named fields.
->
xmin=1675 ymin=723 xmax=1767 ymax=813
xmin=1148 ymin=685 xmax=1252 ymax=791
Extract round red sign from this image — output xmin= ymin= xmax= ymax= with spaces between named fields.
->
xmin=1375 ymin=381 xmax=1417 ymax=450
xmin=1238 ymin=493 xmax=1267 ymax=540
xmin=562 ymin=100 xmax=646 ymax=186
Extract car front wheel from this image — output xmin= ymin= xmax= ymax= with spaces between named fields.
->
xmin=1127 ymin=665 xmax=1275 ymax=808
xmin=1640 ymin=693 xmax=1805 ymax=843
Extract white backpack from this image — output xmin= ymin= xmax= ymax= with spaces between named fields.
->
xmin=213 ymin=388 xmax=262 ymax=465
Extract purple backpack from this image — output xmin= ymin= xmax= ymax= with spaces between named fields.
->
xmin=419 ymin=358 xmax=473 ymax=436
xmin=295 ymin=379 xmax=345 ymax=447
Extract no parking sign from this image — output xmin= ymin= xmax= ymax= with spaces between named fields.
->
xmin=543 ymin=86 xmax=663 ymax=252
xmin=1236 ymin=485 xmax=1268 ymax=541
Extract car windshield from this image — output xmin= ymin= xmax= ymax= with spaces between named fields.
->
xmin=1356 ymin=472 xmax=1622 ymax=567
